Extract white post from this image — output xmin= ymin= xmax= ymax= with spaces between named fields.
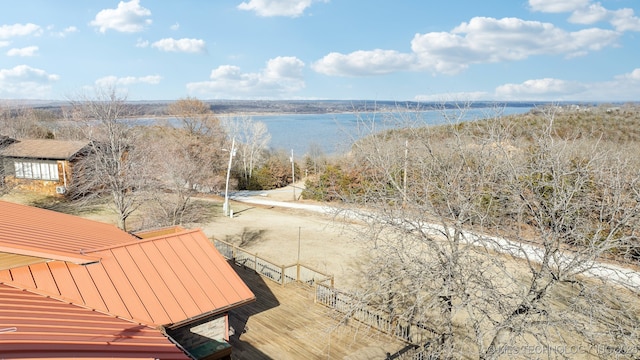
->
xmin=297 ymin=226 xmax=301 ymax=264
xmin=223 ymin=138 xmax=236 ymax=217
xmin=61 ymin=161 xmax=68 ymax=189
xmin=403 ymin=139 xmax=408 ymax=207
xmin=290 ymin=149 xmax=296 ymax=201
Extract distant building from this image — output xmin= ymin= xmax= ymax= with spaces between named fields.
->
xmin=0 ymin=138 xmax=90 ymax=195
xmin=0 ymin=200 xmax=255 ymax=359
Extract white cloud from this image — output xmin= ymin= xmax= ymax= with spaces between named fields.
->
xmin=151 ymin=38 xmax=206 ymax=53
xmin=170 ymin=23 xmax=180 ymax=31
xmin=615 ymin=68 xmax=640 ymax=81
xmin=495 ymin=78 xmax=586 ymax=100
xmin=95 ymin=75 xmax=162 ymax=87
xmin=89 ymin=0 xmax=152 ymax=33
xmin=0 ymin=65 xmax=59 ymax=99
xmin=7 ymin=46 xmax=38 ymax=57
xmin=312 ymin=49 xmax=416 ymax=76
xmin=0 ymin=41 xmax=9 ymax=48
xmin=47 ymin=25 xmax=78 ymax=38
xmin=580 ymin=69 xmax=640 ymax=101
xmin=314 ymin=16 xmax=619 ymax=77
xmin=421 ymin=70 xmax=640 ymax=101
xmin=0 ymin=23 xmax=42 ymax=39
xmin=187 ymin=56 xmax=305 ymax=98
xmin=530 ymin=0 xmax=640 ymax=32
xmin=568 ymin=3 xmax=609 ymax=24
xmin=609 ymin=8 xmax=640 ymax=32
xmin=528 ymin=0 xmax=590 ymax=13
xmin=263 ymin=56 xmax=305 ymax=79
xmin=136 ymin=39 xmax=149 ymax=48
xmin=492 ymin=72 xmax=640 ymax=101
xmin=55 ymin=26 xmax=78 ymax=38
xmin=237 ymin=0 xmax=324 ymax=17
xmin=569 ymin=5 xmax=640 ymax=31
xmin=414 ymin=92 xmax=490 ymax=102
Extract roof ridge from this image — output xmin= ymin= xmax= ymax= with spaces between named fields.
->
xmin=83 ymin=228 xmax=202 ymax=254
xmin=0 ymin=244 xmax=100 ymax=265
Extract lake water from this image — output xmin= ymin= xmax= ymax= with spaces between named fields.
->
xmin=134 ymin=106 xmax=533 ymax=157
xmin=252 ymin=106 xmax=532 ymax=157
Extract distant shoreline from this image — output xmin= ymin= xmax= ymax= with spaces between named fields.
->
xmin=3 ymin=99 xmax=559 ymax=118
xmin=6 ymin=99 xmax=628 ymax=119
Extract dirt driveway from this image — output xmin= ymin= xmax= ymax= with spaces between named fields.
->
xmin=199 ymin=185 xmax=370 ymax=289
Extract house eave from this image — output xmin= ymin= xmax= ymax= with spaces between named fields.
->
xmin=164 ymin=296 xmax=257 ymax=330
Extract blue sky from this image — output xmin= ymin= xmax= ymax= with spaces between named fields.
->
xmin=1 ymin=0 xmax=639 ymax=102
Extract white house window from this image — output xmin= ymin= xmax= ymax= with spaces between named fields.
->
xmin=13 ymin=161 xmax=59 ymax=181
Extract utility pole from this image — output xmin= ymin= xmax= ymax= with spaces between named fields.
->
xmin=403 ymin=139 xmax=408 ymax=208
xmin=223 ymin=138 xmax=236 ymax=217
xmin=297 ymin=226 xmax=301 ymax=280
xmin=291 ymin=149 xmax=296 ymax=201
xmin=297 ymin=227 xmax=301 ymax=264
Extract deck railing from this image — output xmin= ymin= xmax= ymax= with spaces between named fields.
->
xmin=213 ymin=239 xmax=334 ymax=287
xmin=315 ymin=283 xmax=433 ymax=344
xmin=214 ymin=238 xmax=432 ymax=347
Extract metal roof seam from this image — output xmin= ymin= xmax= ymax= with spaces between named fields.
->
xmin=0 ymin=279 xmax=81 ymax=308
xmin=156 ymin=237 xmax=209 ymax=316
xmin=124 ymin=243 xmax=179 ymax=324
xmin=148 ymin=241 xmax=196 ymax=314
xmin=0 ymin=280 xmax=155 ymax=328
xmin=0 ymin=313 xmax=143 ymax=327
xmin=45 ymin=262 xmax=63 ymax=296
xmin=104 ymin=248 xmax=155 ymax=325
xmin=188 ymin=233 xmax=236 ymax=305
xmin=164 ymin=233 xmax=217 ymax=311
xmin=117 ymin=246 xmax=170 ymax=325
xmin=85 ymin=260 xmax=135 ymax=321
xmin=146 ymin=239 xmax=190 ymax=321
xmin=55 ymin=262 xmax=86 ymax=306
xmin=0 ymin=201 xmax=140 ymax=259
xmin=26 ymin=264 xmax=36 ymax=288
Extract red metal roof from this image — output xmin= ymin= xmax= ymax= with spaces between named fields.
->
xmin=0 ymin=201 xmax=138 ymax=264
xmin=0 ymin=201 xmax=255 ymax=358
xmin=1 ymin=229 xmax=255 ymax=327
xmin=0 ymin=283 xmax=189 ymax=359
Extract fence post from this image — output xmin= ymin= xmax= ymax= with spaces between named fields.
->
xmin=281 ymin=264 xmax=285 ymax=286
xmin=254 ymin=253 xmax=257 ymax=272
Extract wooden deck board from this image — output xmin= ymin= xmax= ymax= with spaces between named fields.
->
xmin=228 ymin=265 xmax=406 ymax=360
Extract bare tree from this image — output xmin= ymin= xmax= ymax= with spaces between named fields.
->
xmin=129 ymin=97 xmax=229 ymax=226
xmin=167 ymin=97 xmax=221 ymax=137
xmin=165 ymin=97 xmax=228 ymax=187
xmin=333 ymin=105 xmax=640 ymax=359
xmin=141 ymin=125 xmax=223 ymax=227
xmin=0 ymin=103 xmax=53 ymax=139
xmin=221 ymin=114 xmax=271 ymax=188
xmin=304 ymin=141 xmax=325 ymax=176
xmin=66 ymin=87 xmax=150 ymax=231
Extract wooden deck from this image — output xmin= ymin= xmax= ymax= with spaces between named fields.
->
xmin=228 ymin=264 xmax=406 ymax=360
